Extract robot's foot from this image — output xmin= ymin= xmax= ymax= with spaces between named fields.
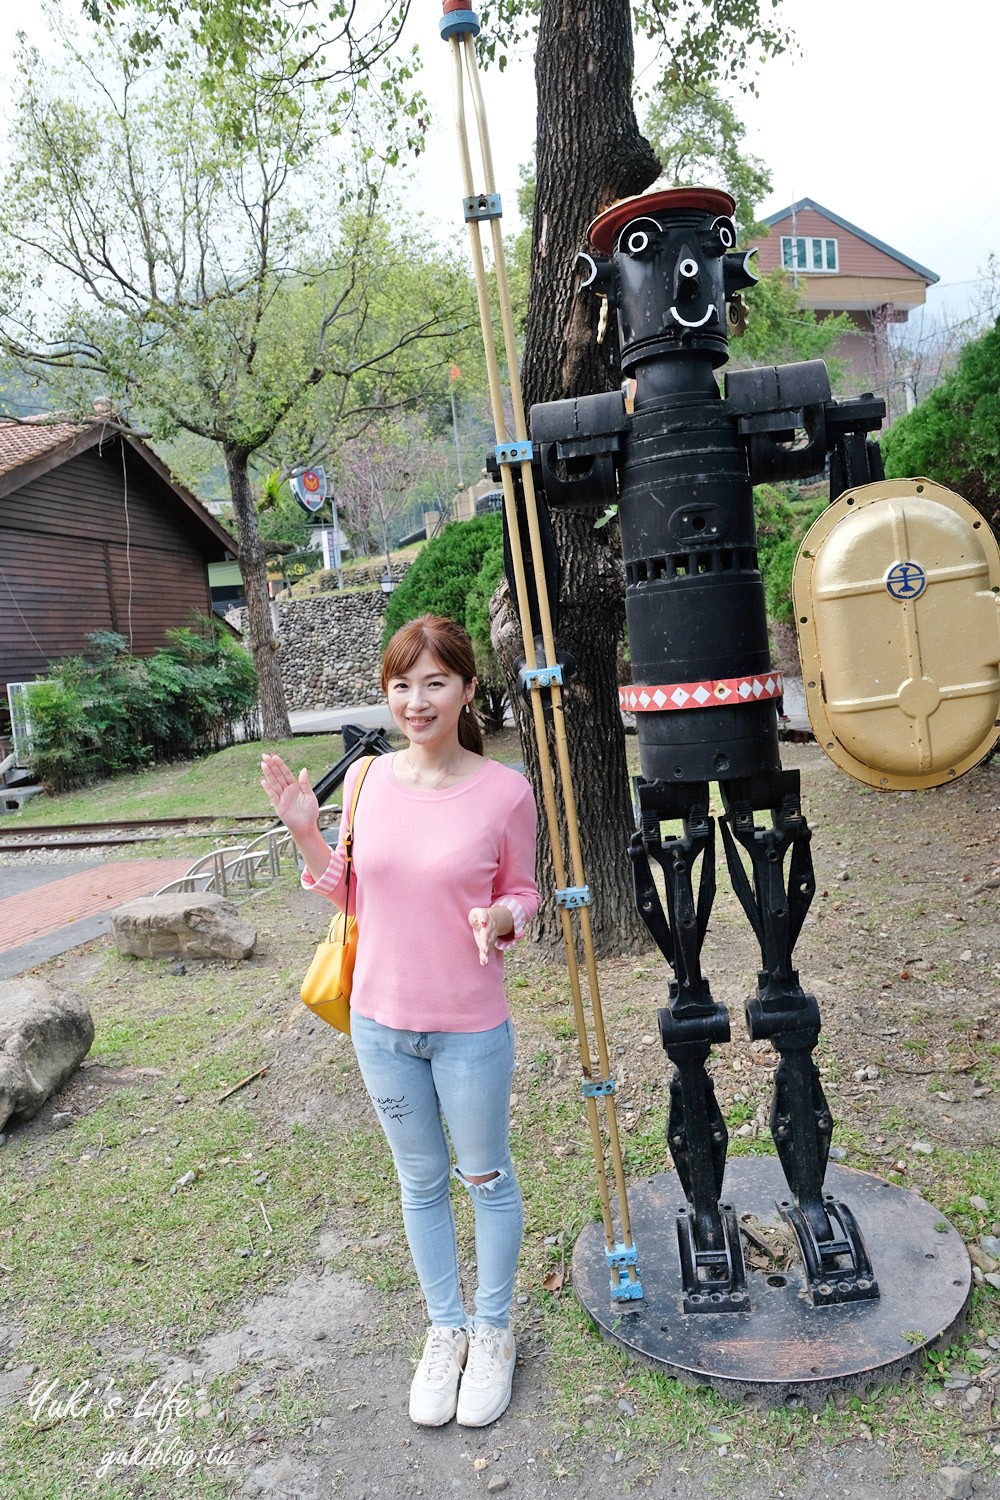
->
xmin=778 ymin=1194 xmax=878 ymax=1307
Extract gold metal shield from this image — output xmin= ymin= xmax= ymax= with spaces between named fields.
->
xmin=792 ymin=478 xmax=1000 ymax=789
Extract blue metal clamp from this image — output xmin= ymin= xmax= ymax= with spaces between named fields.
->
xmin=607 ymin=1241 xmax=643 ymax=1300
xmin=521 ymin=663 xmax=563 ymax=690
xmin=464 ymin=193 xmax=502 ymax=222
xmin=581 ymin=1076 xmax=615 ymax=1098
xmin=494 ymin=439 xmax=533 ymax=466
xmin=555 ymin=884 xmax=590 ymax=908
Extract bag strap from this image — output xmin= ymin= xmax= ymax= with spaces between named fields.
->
xmin=329 ymin=755 xmax=376 ymax=941
xmin=342 ymin=754 xmax=376 ymax=893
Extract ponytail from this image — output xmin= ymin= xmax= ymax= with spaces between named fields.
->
xmin=458 ymin=700 xmax=484 ymax=755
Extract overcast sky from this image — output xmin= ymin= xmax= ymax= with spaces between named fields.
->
xmin=2 ymin=0 xmax=994 ymax=337
xmin=417 ymin=0 xmax=997 ymax=334
xmin=738 ymin=0 xmax=998 ymax=330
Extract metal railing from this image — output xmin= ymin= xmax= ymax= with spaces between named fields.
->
xmin=155 ymin=724 xmax=393 ymax=898
xmin=156 ymin=825 xmax=302 ymax=897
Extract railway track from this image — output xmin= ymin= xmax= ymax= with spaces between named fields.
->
xmin=0 ymin=813 xmax=306 ymax=854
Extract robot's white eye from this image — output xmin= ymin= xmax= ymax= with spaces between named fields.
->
xmin=711 ymin=216 xmax=737 ymax=248
xmin=616 ymin=216 xmax=661 ymax=258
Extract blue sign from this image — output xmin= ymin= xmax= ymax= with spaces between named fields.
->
xmin=885 ymin=560 xmax=927 ymax=601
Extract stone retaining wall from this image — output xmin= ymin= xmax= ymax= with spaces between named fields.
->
xmin=273 ymin=591 xmax=388 ymax=710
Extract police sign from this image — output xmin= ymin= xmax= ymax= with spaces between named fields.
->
xmin=290 ymin=467 xmax=328 ymax=513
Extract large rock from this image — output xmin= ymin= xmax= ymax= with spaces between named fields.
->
xmin=0 ymin=979 xmax=95 ymax=1130
xmin=111 ymin=892 xmax=256 ymax=961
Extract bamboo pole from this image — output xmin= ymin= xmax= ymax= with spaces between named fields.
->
xmin=440 ymin=9 xmax=639 ymax=1292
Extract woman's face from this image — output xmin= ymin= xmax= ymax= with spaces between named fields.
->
xmin=386 ymin=648 xmax=474 ymax=751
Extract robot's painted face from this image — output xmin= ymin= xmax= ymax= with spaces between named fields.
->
xmin=611 ymin=209 xmax=742 ymax=369
xmin=583 ymin=185 xmax=761 ymax=377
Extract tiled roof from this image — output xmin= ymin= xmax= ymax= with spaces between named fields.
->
xmin=0 ymin=415 xmax=238 ymax=555
xmin=0 ymin=418 xmax=95 ymax=479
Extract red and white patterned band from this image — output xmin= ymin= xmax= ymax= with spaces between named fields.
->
xmin=619 ymin=673 xmax=784 ymax=713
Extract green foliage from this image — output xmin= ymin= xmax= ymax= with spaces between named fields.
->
xmin=754 ymin=484 xmax=826 ymax=625
xmin=0 ymin=23 xmax=473 ymax=747
xmin=26 ymin=622 xmax=258 ymax=793
xmin=476 ymin=0 xmax=793 ymax=90
xmin=881 ymin=318 xmax=1000 ymax=535
xmin=256 ymin=470 xmax=315 ymax=554
xmin=381 ymin=514 xmax=507 ymax=721
xmin=464 ymin=532 xmax=509 ymax=727
xmin=87 ymin=0 xmax=428 ymax=165
xmin=882 ymin=382 xmax=965 ymax=484
xmin=642 ymin=82 xmax=771 ymax=240
xmin=736 ymin=270 xmax=851 ymax=379
xmin=382 ymin=513 xmax=503 ymax=641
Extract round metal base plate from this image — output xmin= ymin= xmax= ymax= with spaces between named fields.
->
xmin=573 ymin=1160 xmax=971 ymax=1406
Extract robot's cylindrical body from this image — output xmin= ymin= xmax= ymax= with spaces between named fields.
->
xmin=618 ymin=362 xmax=778 ymax=781
xmin=585 ymin=189 xmax=780 ymax=783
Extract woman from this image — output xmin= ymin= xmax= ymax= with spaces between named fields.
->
xmin=261 ymin=615 xmax=539 ymax=1429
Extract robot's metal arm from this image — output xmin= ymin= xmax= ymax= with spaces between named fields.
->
xmin=726 ymin=363 xmax=886 ymax=494
xmin=527 ymin=360 xmax=888 ymax=508
xmin=529 ymin=391 xmax=627 ymax=511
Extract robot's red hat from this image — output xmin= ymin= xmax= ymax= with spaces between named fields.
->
xmin=587 ymin=187 xmax=736 ymax=255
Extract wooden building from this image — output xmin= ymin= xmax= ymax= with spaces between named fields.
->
xmin=0 ymin=419 xmax=237 ymax=716
xmin=749 ymin=198 xmax=938 ymax=420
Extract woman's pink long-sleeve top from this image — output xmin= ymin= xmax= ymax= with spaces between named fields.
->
xmin=302 ymin=753 xmax=539 ymax=1033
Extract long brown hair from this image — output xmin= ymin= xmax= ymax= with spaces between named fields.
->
xmin=381 ymin=614 xmax=483 ymax=754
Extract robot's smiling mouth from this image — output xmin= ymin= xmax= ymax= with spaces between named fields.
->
xmin=669 ymin=304 xmax=716 ymax=329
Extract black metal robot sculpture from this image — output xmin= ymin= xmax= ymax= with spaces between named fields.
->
xmin=439 ymin=0 xmax=999 ymax=1387
xmin=529 ymin=185 xmax=887 ymax=1312
xmin=523 ymin=187 xmax=997 ymax=1383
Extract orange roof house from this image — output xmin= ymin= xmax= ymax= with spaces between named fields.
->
xmin=749 ymin=198 xmax=938 ymax=420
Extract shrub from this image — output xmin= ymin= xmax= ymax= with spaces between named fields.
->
xmin=381 ymin=514 xmax=508 ymax=727
xmin=382 ymin=514 xmax=502 ymax=642
xmin=465 ymin=533 xmax=508 ymax=728
xmin=754 ymin=484 xmax=825 ymax=625
xmin=881 ymin=317 xmax=1000 ymax=541
xmin=26 ymin=620 xmax=258 ymax=792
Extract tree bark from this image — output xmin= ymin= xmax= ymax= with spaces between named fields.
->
xmin=523 ymin=0 xmax=660 ymax=409
xmin=224 ymin=446 xmax=292 ymax=741
xmin=503 ymin=0 xmax=661 ymax=953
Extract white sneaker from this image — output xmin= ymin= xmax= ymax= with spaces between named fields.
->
xmin=408 ymin=1326 xmax=468 ymax=1426
xmin=456 ymin=1325 xmax=516 ymax=1427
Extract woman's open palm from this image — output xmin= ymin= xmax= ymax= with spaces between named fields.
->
xmin=260 ymin=754 xmax=319 ymax=839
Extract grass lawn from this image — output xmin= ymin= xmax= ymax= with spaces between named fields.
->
xmin=8 ymin=738 xmax=344 ymax=826
xmin=0 ymin=739 xmax=997 ymax=1495
xmin=8 ymin=728 xmax=526 ymax=829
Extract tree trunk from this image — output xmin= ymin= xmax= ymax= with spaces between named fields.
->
xmin=224 ymin=445 xmax=292 ymax=741
xmin=523 ymin=0 xmax=660 ymax=410
xmin=502 ymin=0 xmax=661 ymax=954
xmin=492 ymin=519 xmax=638 ymax=952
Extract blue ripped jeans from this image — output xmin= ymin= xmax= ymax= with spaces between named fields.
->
xmin=350 ymin=1013 xmax=522 ymax=1330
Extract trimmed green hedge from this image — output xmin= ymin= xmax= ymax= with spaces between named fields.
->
xmin=381 ymin=514 xmax=508 ymax=725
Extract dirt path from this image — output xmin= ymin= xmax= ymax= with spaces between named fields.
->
xmin=216 ymin=745 xmax=1000 ymax=1497
xmin=2 ymin=743 xmax=998 ymax=1498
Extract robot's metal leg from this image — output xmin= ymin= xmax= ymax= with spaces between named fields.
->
xmin=631 ymin=783 xmax=749 ymax=1312
xmin=719 ymin=770 xmax=879 ymax=1307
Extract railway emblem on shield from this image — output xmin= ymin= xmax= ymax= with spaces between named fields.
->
xmin=885 ymin=560 xmax=927 ymax=600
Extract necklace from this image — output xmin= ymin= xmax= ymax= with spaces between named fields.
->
xmin=405 ymin=748 xmax=462 ymax=790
